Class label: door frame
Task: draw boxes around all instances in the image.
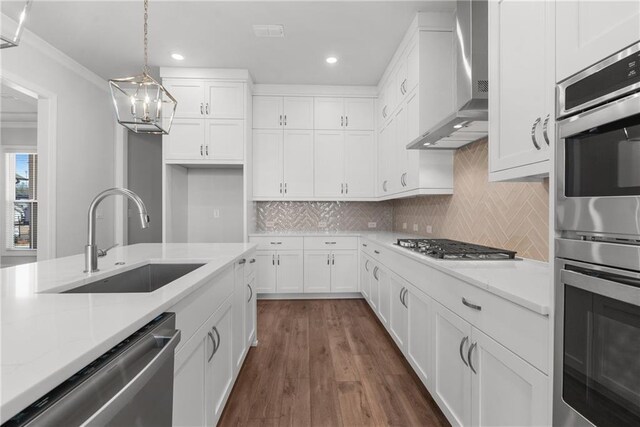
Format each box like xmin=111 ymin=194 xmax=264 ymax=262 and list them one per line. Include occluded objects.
xmin=1 ymin=72 xmax=57 ymax=261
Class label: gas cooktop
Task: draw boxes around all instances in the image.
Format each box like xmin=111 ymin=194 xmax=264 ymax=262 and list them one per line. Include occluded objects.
xmin=395 ymin=238 xmax=517 ymax=260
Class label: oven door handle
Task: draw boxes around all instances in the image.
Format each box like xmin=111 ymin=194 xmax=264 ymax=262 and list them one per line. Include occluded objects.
xmin=561 ymin=269 xmax=640 ymax=306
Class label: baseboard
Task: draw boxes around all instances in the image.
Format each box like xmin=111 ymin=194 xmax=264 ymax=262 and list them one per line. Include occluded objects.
xmin=257 ymin=292 xmax=364 ymax=300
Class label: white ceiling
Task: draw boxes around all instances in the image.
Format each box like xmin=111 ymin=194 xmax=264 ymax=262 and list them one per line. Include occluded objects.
xmin=2 ymin=1 xmax=456 ymax=85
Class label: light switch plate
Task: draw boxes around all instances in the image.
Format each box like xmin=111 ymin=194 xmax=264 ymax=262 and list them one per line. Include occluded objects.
xmin=426 ymin=225 xmax=433 ymax=234
xmin=413 ymin=224 xmax=419 ymax=232
xmin=368 ymin=222 xmax=377 ymax=228
xmin=318 ymin=221 xmax=327 ymax=228
xmin=402 ymin=222 xmax=407 ymax=230
xmin=213 ymin=209 xmax=220 ymax=219
xmin=265 ymin=221 xmax=275 ymax=228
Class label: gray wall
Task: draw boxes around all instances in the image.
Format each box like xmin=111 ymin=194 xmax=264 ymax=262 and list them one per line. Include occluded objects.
xmin=127 ymin=132 xmax=162 ymax=244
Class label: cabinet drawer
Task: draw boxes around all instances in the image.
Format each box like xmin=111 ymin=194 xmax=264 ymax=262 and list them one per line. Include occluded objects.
xmin=249 ymin=236 xmax=303 ymax=251
xmin=304 ymin=236 xmax=358 ymax=250
xmin=360 ymin=239 xmax=385 ymax=259
xmin=170 ymin=265 xmax=234 ymax=352
xmin=422 ymin=267 xmax=549 ymax=374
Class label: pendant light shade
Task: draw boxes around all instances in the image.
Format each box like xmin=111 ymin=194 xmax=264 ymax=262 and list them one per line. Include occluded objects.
xmin=108 ymin=0 xmax=177 ymax=134
xmin=1 ymin=0 xmax=32 ymax=49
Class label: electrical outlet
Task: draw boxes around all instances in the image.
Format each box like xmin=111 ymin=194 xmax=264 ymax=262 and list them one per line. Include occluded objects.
xmin=213 ymin=209 xmax=220 ymax=218
xmin=413 ymin=223 xmax=419 ymax=232
xmin=402 ymin=222 xmax=407 ymax=230
xmin=426 ymin=225 xmax=433 ymax=234
xmin=265 ymin=221 xmax=275 ymax=228
xmin=368 ymin=222 xmax=377 ymax=228
xmin=318 ymin=221 xmax=327 ymax=228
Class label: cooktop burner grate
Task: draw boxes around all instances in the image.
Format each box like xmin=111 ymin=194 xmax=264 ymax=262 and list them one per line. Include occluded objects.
xmin=395 ymin=238 xmax=517 ymax=260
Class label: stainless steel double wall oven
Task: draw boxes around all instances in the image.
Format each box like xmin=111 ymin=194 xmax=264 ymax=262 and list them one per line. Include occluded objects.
xmin=555 ymin=42 xmax=640 ymax=427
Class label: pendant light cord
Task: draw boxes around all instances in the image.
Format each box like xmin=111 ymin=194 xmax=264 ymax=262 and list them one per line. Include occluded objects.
xmin=143 ymin=0 xmax=150 ymax=74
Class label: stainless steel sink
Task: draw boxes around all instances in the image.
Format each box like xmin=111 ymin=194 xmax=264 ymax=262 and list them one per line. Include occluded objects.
xmin=65 ymin=263 xmax=205 ymax=294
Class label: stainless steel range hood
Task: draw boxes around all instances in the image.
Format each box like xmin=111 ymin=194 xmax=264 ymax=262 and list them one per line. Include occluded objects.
xmin=408 ymin=0 xmax=488 ymax=150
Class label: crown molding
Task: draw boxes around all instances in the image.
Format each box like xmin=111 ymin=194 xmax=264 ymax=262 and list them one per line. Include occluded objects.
xmin=252 ymin=84 xmax=377 ymax=97
xmin=2 ymin=13 xmax=109 ymax=93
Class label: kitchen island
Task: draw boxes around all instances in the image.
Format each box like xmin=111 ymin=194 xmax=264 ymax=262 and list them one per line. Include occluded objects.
xmin=0 ymin=242 xmax=256 ymax=424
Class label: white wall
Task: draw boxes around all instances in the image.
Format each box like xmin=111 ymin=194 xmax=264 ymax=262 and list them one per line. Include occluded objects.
xmin=127 ymin=132 xmax=162 ymax=244
xmin=1 ymin=26 xmax=117 ymax=258
xmin=1 ymin=127 xmax=37 ymax=147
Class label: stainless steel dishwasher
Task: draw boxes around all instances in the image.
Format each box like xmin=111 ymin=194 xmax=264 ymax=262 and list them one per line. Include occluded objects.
xmin=3 ymin=313 xmax=181 ymax=427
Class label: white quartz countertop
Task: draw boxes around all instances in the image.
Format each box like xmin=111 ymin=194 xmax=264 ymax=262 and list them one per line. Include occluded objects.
xmin=249 ymin=230 xmax=363 ymax=237
xmin=250 ymin=231 xmax=550 ymax=315
xmin=0 ymin=243 xmax=256 ymax=423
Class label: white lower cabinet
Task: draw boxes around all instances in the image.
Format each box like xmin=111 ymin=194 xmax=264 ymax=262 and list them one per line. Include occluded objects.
xmin=206 ymin=299 xmax=234 ymax=425
xmin=389 ymin=271 xmax=408 ymax=350
xmin=430 ymin=300 xmax=549 ymax=427
xmin=359 ymin=253 xmax=371 ymax=299
xmin=304 ymin=250 xmax=358 ymax=293
xmin=254 ymin=250 xmax=304 ymax=293
xmin=232 ymin=261 xmax=247 ymax=372
xmin=432 ymin=300 xmax=473 ymax=427
xmin=377 ymin=266 xmax=390 ymax=327
xmin=406 ymin=285 xmax=432 ymax=387
xmin=245 ymin=274 xmax=257 ymax=347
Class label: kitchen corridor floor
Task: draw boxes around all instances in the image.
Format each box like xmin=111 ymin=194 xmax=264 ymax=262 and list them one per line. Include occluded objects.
xmin=218 ymin=299 xmax=450 ymax=427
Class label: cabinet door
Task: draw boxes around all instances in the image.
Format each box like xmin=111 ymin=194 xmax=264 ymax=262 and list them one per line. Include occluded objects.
xmin=245 ymin=275 xmax=256 ymax=347
xmin=556 ymin=1 xmax=640 ymax=82
xmin=470 ymin=327 xmax=549 ymax=427
xmin=276 ymin=251 xmax=304 ymax=293
xmin=232 ymin=262 xmax=246 ymax=373
xmin=488 ymin=0 xmax=551 ymax=174
xmin=164 ymin=80 xmax=205 ymax=118
xmin=394 ymin=60 xmax=408 ymax=104
xmin=253 ymin=96 xmax=283 ymax=129
xmin=406 ymin=38 xmax=419 ymax=94
xmin=206 ymin=119 xmax=244 ymax=161
xmin=379 ymin=119 xmax=398 ymax=195
xmin=377 ymin=267 xmax=390 ymax=327
xmin=330 ymin=250 xmax=358 ymax=292
xmin=283 ymin=97 xmax=314 ymax=129
xmin=344 ymin=131 xmax=375 ymax=198
xmin=304 ymin=251 xmax=331 ymax=293
xmin=395 ymin=104 xmax=409 ymax=191
xmin=370 ymin=265 xmax=380 ymax=311
xmin=165 ymin=119 xmax=205 ymax=160
xmin=314 ymin=131 xmax=345 ymax=198
xmin=406 ymin=286 xmax=432 ymax=388
xmin=432 ymin=301 xmax=473 ymax=427
xmin=283 ymin=130 xmax=314 ymax=197
xmin=173 ymin=325 xmax=207 ymax=426
xmin=389 ymin=273 xmax=408 ymax=351
xmin=359 ymin=254 xmax=371 ymax=299
xmin=207 ymin=81 xmax=244 ymax=119
xmin=206 ymin=300 xmax=233 ymax=426
xmin=405 ymin=90 xmax=421 ymax=190
xmin=383 ymin=77 xmax=396 ymax=119
xmin=344 ymin=98 xmax=375 ymax=131
xmin=314 ymin=97 xmax=344 ymax=130
xmin=252 ymin=130 xmax=283 ymax=198
xmin=255 ymin=251 xmax=277 ymax=293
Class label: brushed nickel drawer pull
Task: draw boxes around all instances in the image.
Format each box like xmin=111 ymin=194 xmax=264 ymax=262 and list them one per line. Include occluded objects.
xmin=462 ymin=297 xmax=481 ymax=311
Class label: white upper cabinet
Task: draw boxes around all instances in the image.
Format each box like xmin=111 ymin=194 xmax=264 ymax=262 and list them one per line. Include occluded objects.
xmin=344 ymin=98 xmax=375 ymax=130
xmin=207 ymin=82 xmax=244 ymax=119
xmin=314 ymin=131 xmax=345 ymax=198
xmin=283 ymin=130 xmax=314 ymax=197
xmin=253 ymin=96 xmax=284 ymax=129
xmin=253 ymin=96 xmax=314 ymax=129
xmin=314 ymin=97 xmax=345 ymax=130
xmin=488 ymin=0 xmax=553 ymax=181
xmin=556 ymin=1 xmax=640 ymax=82
xmin=164 ymin=80 xmax=206 ymax=118
xmin=283 ymin=97 xmax=314 ymax=129
xmin=165 ymin=119 xmax=206 ymax=161
xmin=206 ymin=119 xmax=244 ymax=161
xmin=315 ymin=97 xmax=374 ymax=130
xmin=252 ymin=129 xmax=283 ymax=198
xmin=344 ymin=131 xmax=376 ymax=197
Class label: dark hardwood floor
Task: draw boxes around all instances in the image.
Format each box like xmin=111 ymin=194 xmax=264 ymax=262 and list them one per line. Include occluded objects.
xmin=218 ymin=299 xmax=450 ymax=427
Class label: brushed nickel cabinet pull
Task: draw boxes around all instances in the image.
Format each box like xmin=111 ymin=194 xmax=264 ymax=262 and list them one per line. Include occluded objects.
xmin=459 ymin=336 xmax=469 ymax=367
xmin=531 ymin=117 xmax=541 ymax=150
xmin=468 ymin=342 xmax=478 ymax=374
xmin=462 ymin=297 xmax=482 ymax=311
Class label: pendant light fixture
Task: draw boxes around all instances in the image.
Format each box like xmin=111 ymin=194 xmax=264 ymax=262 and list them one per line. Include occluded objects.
xmin=109 ymin=0 xmax=177 ymax=134
xmin=0 ymin=0 xmax=32 ymax=49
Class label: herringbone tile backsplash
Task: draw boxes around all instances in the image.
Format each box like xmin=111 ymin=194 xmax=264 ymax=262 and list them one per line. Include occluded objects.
xmin=255 ymin=139 xmax=549 ymax=261
xmin=255 ymin=201 xmax=394 ymax=232
xmin=392 ymin=139 xmax=549 ymax=261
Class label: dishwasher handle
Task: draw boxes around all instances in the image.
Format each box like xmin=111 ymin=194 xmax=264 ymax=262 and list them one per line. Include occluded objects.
xmin=81 ymin=329 xmax=181 ymax=426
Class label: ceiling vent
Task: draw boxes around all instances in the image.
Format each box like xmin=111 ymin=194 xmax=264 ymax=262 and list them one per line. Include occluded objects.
xmin=252 ymin=24 xmax=285 ymax=38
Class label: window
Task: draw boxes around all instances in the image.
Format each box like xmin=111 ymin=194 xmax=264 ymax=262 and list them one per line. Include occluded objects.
xmin=5 ymin=152 xmax=38 ymax=250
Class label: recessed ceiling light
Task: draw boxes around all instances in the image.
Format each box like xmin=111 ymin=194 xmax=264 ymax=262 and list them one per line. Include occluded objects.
xmin=171 ymin=53 xmax=184 ymax=61
xmin=326 ymin=57 xmax=338 ymax=64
